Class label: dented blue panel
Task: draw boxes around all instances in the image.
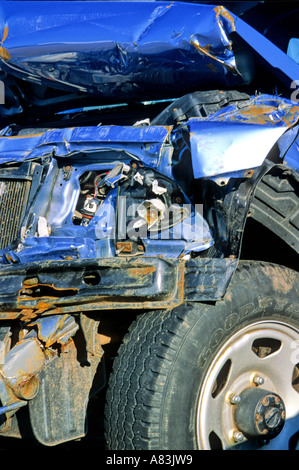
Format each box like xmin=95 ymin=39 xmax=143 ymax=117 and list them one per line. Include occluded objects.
xmin=0 ymin=1 xmax=298 ymax=120
xmin=0 ymin=125 xmax=171 ymax=167
xmin=189 ymin=120 xmax=286 ymax=178
xmin=0 ymin=1 xmax=243 ymax=115
xmin=188 ymin=95 xmax=299 ymax=178
xmin=0 ymin=1 xmax=299 ymax=448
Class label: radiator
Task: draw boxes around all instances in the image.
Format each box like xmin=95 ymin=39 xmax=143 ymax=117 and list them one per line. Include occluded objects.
xmin=0 ymin=178 xmax=31 ymax=249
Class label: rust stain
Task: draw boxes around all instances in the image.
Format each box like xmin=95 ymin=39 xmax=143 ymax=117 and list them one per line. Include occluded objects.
xmin=240 ymin=105 xmax=277 ymax=119
xmin=116 ymin=241 xmax=133 ymax=253
xmin=1 ymin=132 xmax=45 ymax=140
xmin=18 ymin=283 xmax=78 ymax=301
xmin=244 ymin=169 xmax=255 ymax=178
xmin=16 ymin=297 xmax=157 ymax=317
xmin=127 ymin=266 xmax=156 ymax=278
xmin=190 ymin=6 xmax=237 ymax=74
xmin=207 ymin=62 xmax=218 ymax=73
xmin=14 ymin=375 xmax=39 ymax=400
xmin=190 ymin=34 xmax=238 ymax=74
xmin=36 ymin=300 xmax=53 ymax=311
xmin=218 ymin=100 xmax=299 ymax=127
xmin=201 ymin=44 xmax=211 ymax=54
xmin=13 ymin=295 xmax=183 ymax=317
xmin=281 ymin=105 xmax=299 ymax=127
xmin=213 ymin=5 xmax=236 ymax=32
xmin=63 ymin=135 xmax=70 ymax=150
xmin=0 ymin=311 xmax=23 ymax=320
xmin=19 ymin=308 xmax=37 ymax=321
xmin=98 ymin=333 xmax=111 ymax=346
xmin=0 ymin=26 xmax=10 ymax=61
xmin=177 ymin=259 xmax=185 ymax=301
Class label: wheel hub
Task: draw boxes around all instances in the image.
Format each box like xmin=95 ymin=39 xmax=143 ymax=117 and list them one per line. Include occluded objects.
xmin=234 ymin=388 xmax=286 ymax=439
xmin=197 ymin=321 xmax=299 ymax=449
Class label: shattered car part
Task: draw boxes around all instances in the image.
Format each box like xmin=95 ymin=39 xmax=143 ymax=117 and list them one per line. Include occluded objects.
xmin=0 ymin=1 xmax=242 ymax=119
xmin=0 ymin=0 xmax=297 ymax=450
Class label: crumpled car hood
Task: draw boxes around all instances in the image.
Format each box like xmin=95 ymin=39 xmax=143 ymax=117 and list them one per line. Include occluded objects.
xmin=0 ymin=1 xmax=299 ymax=124
xmin=0 ymin=1 xmax=246 ymax=119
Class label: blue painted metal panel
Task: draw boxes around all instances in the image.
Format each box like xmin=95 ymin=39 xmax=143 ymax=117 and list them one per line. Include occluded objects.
xmin=0 ymin=125 xmax=171 ymax=167
xmin=0 ymin=1 xmax=298 ymax=118
xmin=188 ymin=94 xmax=299 ymax=178
xmin=189 ymin=120 xmax=286 ymax=178
xmin=0 ymin=2 xmax=298 ymax=266
xmin=0 ymin=1 xmax=243 ymax=116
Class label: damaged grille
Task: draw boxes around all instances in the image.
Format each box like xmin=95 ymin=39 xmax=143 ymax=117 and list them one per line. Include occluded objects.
xmin=0 ymin=179 xmax=31 ymax=249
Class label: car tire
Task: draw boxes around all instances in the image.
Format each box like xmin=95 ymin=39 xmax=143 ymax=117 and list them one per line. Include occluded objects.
xmin=104 ymin=261 xmax=299 ymax=450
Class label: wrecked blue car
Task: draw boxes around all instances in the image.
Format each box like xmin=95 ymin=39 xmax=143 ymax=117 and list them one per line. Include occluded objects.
xmin=0 ymin=1 xmax=298 ymax=450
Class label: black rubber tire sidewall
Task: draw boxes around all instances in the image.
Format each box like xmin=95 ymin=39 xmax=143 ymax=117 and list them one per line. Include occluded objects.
xmin=105 ymin=262 xmax=299 ymax=450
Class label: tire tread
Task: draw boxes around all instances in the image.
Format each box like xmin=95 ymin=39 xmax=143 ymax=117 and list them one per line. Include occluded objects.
xmin=104 ymin=262 xmax=299 ymax=450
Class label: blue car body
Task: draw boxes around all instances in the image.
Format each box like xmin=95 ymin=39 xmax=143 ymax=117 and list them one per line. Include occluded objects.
xmin=0 ymin=0 xmax=298 ymax=447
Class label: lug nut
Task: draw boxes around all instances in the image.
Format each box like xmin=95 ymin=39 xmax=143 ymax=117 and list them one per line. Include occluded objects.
xmin=233 ymin=431 xmax=244 ymax=443
xmin=229 ymin=393 xmax=241 ymax=405
xmin=253 ymin=375 xmax=264 ymax=386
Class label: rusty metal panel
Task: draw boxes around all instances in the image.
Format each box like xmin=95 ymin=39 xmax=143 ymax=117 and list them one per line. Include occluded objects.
xmin=28 ymin=338 xmax=105 ymax=446
xmin=0 ymin=257 xmax=185 ymax=319
xmin=0 ymin=256 xmax=241 ymax=321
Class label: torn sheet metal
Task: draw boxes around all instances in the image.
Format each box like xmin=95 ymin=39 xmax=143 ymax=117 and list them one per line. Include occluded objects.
xmin=0 ymin=1 xmax=244 ymax=118
xmin=29 ymin=315 xmax=79 ymax=347
xmin=0 ymin=125 xmax=171 ymax=168
xmin=0 ymin=1 xmax=298 ymax=122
